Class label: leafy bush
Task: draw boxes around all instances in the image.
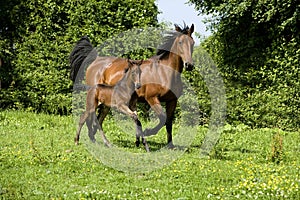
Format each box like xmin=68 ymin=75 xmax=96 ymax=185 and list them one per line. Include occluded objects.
xmin=189 ymin=0 xmax=300 ymax=130
xmin=0 ymin=0 xmax=159 ymax=114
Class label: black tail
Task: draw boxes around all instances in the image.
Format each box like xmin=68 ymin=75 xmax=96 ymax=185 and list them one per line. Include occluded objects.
xmin=69 ymin=36 xmax=97 ymax=82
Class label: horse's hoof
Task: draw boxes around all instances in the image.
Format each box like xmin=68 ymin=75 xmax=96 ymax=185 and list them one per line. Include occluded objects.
xmin=135 ymin=140 xmax=140 ymax=147
xmin=143 ymin=128 xmax=151 ymax=136
xmin=74 ymin=138 xmax=79 ymax=145
xmin=145 ymin=146 xmax=150 ymax=152
xmin=167 ymin=143 xmax=175 ymax=149
xmin=105 ymin=142 xmax=112 ymax=148
xmin=89 ymin=137 xmax=96 ymax=143
xmin=131 ymin=113 xmax=138 ymax=121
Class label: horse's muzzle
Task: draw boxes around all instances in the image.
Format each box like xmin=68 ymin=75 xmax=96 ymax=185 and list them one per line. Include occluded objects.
xmin=184 ymin=62 xmax=194 ymax=71
xmin=135 ymin=83 xmax=141 ymax=89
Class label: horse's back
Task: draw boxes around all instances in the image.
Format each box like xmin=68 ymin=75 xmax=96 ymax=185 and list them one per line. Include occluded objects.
xmin=86 ymin=56 xmax=128 ymax=86
xmin=103 ymin=58 xmax=128 ymax=85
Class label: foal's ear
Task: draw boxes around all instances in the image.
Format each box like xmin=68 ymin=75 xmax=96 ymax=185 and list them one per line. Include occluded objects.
xmin=124 ymin=67 xmax=129 ymax=73
xmin=137 ymin=59 xmax=143 ymax=66
xmin=125 ymin=59 xmax=132 ymax=73
xmin=127 ymin=59 xmax=134 ymax=67
xmin=175 ymin=24 xmax=182 ymax=32
xmin=188 ymin=24 xmax=194 ymax=36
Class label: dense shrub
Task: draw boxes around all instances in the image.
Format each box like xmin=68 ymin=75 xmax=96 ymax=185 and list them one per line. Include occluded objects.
xmin=189 ymin=0 xmax=299 ymax=130
xmin=0 ymin=0 xmax=159 ymax=114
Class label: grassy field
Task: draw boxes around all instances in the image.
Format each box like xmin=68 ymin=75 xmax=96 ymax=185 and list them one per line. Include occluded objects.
xmin=0 ymin=110 xmax=299 ymax=199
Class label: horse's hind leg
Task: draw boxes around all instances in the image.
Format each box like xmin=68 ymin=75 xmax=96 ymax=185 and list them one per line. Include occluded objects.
xmin=93 ymin=104 xmax=104 ymax=136
xmin=97 ymin=105 xmax=111 ymax=147
xmin=144 ymin=97 xmax=166 ymax=137
xmin=84 ymin=88 xmax=98 ymax=143
xmin=86 ymin=113 xmax=96 ymax=143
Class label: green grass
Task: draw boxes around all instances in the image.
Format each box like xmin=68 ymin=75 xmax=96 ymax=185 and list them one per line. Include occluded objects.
xmin=0 ymin=110 xmax=299 ymax=199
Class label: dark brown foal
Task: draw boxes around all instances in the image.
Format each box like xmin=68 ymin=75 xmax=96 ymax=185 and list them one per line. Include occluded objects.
xmin=74 ymin=59 xmax=149 ymax=151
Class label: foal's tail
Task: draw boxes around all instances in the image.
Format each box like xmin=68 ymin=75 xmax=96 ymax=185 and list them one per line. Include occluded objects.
xmin=69 ymin=36 xmax=97 ymax=82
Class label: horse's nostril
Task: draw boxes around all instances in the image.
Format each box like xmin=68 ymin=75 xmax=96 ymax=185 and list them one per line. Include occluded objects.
xmin=135 ymin=83 xmax=141 ymax=89
xmin=185 ymin=62 xmax=194 ymax=71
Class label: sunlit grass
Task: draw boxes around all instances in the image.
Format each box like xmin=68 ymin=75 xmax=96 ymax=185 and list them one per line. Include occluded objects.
xmin=0 ymin=110 xmax=299 ymax=199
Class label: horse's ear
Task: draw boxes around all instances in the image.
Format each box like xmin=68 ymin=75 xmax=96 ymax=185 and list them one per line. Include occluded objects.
xmin=125 ymin=59 xmax=132 ymax=73
xmin=138 ymin=59 xmax=143 ymax=66
xmin=124 ymin=67 xmax=129 ymax=73
xmin=188 ymin=24 xmax=194 ymax=36
xmin=175 ymin=24 xmax=182 ymax=32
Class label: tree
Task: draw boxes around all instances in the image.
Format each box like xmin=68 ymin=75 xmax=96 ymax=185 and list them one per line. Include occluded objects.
xmin=0 ymin=0 xmax=159 ymax=114
xmin=189 ymin=0 xmax=300 ymax=129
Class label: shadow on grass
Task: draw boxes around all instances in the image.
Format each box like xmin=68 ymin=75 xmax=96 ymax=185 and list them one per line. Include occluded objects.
xmin=114 ymin=139 xmax=189 ymax=152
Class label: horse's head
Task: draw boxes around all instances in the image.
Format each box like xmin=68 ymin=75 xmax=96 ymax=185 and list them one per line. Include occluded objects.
xmin=173 ymin=24 xmax=195 ymax=71
xmin=127 ymin=59 xmax=142 ymax=90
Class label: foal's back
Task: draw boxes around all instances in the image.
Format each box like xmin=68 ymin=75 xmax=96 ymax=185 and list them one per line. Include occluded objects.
xmin=88 ymin=59 xmax=142 ymax=109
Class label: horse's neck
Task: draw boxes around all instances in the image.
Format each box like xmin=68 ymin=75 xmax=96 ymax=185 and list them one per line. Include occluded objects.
xmin=161 ymin=52 xmax=184 ymax=73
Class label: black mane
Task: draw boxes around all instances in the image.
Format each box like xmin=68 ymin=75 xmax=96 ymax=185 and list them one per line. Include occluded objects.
xmin=155 ymin=23 xmax=191 ymax=59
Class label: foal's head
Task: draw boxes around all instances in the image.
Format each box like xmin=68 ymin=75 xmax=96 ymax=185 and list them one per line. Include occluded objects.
xmin=124 ymin=59 xmax=142 ymax=90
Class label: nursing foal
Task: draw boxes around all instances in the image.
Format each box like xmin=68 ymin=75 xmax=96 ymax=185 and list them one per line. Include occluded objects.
xmin=74 ymin=59 xmax=149 ymax=151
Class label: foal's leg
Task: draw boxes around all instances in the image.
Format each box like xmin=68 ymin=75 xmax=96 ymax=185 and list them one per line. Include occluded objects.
xmin=165 ymin=100 xmax=177 ymax=148
xmin=118 ymin=104 xmax=150 ymax=152
xmin=129 ymin=97 xmax=146 ymax=148
xmin=144 ymin=97 xmax=166 ymax=137
xmin=75 ymin=111 xmax=90 ymax=145
xmin=135 ymin=118 xmax=149 ymax=152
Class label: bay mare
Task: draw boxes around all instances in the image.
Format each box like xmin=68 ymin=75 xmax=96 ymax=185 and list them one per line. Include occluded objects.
xmin=70 ymin=24 xmax=195 ymax=148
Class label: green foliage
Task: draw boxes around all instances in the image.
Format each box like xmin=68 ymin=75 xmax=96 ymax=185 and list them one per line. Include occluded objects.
xmin=183 ymin=46 xmax=226 ymax=126
xmin=0 ymin=111 xmax=299 ymax=199
xmin=0 ymin=0 xmax=159 ymax=114
xmin=97 ymin=27 xmax=164 ymax=60
xmin=189 ymin=0 xmax=300 ymax=129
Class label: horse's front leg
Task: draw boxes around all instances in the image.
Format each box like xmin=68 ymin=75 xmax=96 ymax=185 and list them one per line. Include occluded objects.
xmin=165 ymin=100 xmax=177 ymax=148
xmin=144 ymin=97 xmax=166 ymax=137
